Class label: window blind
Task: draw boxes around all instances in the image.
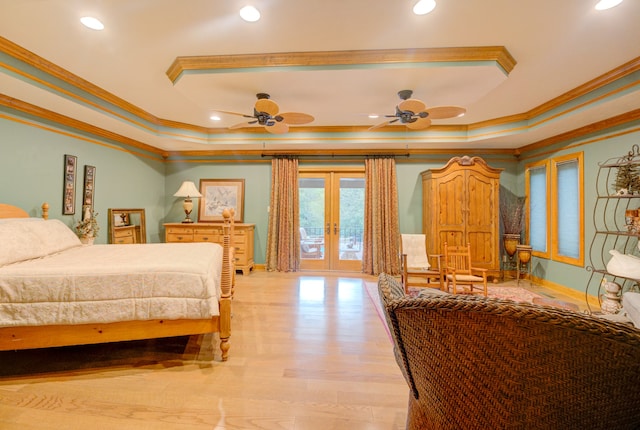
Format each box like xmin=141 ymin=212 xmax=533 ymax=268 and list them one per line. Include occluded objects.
xmin=556 ymin=159 xmax=579 ymax=258
xmin=529 ymin=166 xmax=547 ymax=252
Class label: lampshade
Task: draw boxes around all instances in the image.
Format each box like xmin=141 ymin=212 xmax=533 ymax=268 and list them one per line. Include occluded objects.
xmin=173 ymin=181 xmax=202 ymax=198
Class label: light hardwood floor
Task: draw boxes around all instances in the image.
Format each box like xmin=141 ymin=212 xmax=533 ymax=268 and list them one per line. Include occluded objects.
xmin=0 ymin=272 xmax=410 ymax=430
xmin=0 ymin=271 xmax=590 ymax=429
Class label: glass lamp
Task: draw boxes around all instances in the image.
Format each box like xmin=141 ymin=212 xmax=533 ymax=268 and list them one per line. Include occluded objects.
xmin=173 ymin=181 xmax=202 ymax=223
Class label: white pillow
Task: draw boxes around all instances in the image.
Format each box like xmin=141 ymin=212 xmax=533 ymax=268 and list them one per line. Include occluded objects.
xmin=606 ymin=250 xmax=640 ymax=280
xmin=622 ymin=292 xmax=640 ymax=329
xmin=0 ymin=219 xmax=81 ymax=266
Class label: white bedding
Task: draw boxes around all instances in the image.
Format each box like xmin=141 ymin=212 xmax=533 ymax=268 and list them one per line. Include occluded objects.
xmin=0 ymin=242 xmax=223 ymax=327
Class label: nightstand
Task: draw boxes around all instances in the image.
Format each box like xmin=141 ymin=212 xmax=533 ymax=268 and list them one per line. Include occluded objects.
xmin=112 ymin=225 xmax=137 ymax=244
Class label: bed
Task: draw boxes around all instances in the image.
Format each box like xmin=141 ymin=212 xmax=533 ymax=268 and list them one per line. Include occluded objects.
xmin=0 ymin=203 xmax=233 ymax=361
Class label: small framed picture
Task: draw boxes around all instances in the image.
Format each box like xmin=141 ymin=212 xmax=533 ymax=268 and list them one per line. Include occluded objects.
xmin=198 ymin=179 xmax=245 ymax=223
xmin=62 ymin=154 xmax=77 ymax=215
xmin=113 ymin=212 xmax=129 ymax=227
xmin=83 ymin=165 xmax=96 ymax=219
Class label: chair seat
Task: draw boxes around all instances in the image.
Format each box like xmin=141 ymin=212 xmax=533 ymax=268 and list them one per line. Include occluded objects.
xmin=446 ymin=274 xmax=484 ymax=282
xmin=408 ymin=267 xmax=438 ymax=273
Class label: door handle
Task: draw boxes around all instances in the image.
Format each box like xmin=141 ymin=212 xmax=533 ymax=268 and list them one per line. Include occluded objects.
xmin=326 ymin=223 xmax=330 ymax=234
xmin=334 ymin=223 xmax=338 ymax=234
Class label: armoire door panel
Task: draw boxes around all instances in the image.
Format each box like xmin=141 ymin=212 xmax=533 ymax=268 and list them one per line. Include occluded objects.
xmin=468 ymin=232 xmax=495 ymax=267
xmin=439 ymin=230 xmax=464 ymax=251
xmin=437 ymin=175 xmax=465 ymax=227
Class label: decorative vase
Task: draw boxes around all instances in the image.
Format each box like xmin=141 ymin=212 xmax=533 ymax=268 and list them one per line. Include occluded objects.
xmin=80 ymin=235 xmax=95 ymax=245
xmin=503 ymin=234 xmax=520 ymax=257
xmin=600 ymin=280 xmax=622 ymax=314
xmin=516 ymin=244 xmax=532 ymax=264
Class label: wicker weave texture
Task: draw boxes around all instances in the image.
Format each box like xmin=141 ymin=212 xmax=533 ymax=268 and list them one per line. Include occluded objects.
xmin=378 ymin=274 xmax=640 ymax=430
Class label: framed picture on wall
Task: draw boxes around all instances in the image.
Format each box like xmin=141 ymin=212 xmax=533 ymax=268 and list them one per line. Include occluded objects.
xmin=62 ymin=154 xmax=77 ymax=215
xmin=198 ymin=179 xmax=244 ymax=223
xmin=83 ymin=165 xmax=96 ymax=219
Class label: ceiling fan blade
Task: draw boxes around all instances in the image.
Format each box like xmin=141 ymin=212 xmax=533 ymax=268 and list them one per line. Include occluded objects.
xmin=398 ymin=98 xmax=426 ymax=114
xmin=216 ymin=110 xmax=254 ymax=118
xmin=425 ymin=106 xmax=466 ymax=120
xmin=406 ymin=117 xmax=432 ymax=130
xmin=279 ymin=112 xmax=314 ymax=125
xmin=266 ymin=121 xmax=289 ymax=134
xmin=229 ymin=120 xmax=256 ymax=129
xmin=368 ymin=120 xmax=394 ymax=131
xmin=255 ymin=98 xmax=279 ymax=116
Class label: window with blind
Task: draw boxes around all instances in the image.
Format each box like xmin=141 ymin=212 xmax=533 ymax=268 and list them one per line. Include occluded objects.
xmin=526 ymin=162 xmax=549 ymax=257
xmin=525 ymin=152 xmax=584 ymax=266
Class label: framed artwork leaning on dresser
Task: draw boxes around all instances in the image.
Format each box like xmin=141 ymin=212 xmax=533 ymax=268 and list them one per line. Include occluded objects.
xmin=198 ymin=179 xmax=244 ymax=223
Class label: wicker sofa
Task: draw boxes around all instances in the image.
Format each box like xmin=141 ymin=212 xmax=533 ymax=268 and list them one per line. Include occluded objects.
xmin=377 ymin=273 xmax=640 ymax=430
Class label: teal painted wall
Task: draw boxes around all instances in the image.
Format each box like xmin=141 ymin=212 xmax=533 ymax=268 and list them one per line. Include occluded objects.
xmin=3 ymin=111 xmax=639 ymax=298
xmin=518 ymin=123 xmax=640 ymax=294
xmin=0 ymin=116 xmax=166 ymax=243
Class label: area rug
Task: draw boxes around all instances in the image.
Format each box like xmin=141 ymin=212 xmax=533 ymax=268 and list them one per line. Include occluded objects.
xmin=364 ymin=281 xmax=544 ymax=342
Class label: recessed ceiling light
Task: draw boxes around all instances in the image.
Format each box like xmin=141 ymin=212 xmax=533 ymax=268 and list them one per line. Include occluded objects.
xmin=80 ymin=16 xmax=104 ymax=30
xmin=595 ymin=0 xmax=623 ymax=10
xmin=368 ymin=114 xmax=380 ymax=119
xmin=240 ymin=5 xmax=261 ymax=22
xmin=413 ymin=0 xmax=436 ymax=15
xmin=210 ymin=115 xmax=221 ymax=121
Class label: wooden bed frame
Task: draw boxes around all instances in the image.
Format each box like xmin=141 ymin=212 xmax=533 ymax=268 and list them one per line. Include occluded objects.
xmin=0 ymin=203 xmax=233 ymax=361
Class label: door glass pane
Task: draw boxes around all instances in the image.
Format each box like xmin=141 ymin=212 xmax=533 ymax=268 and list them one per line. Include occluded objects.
xmin=338 ymin=178 xmax=364 ymax=261
xmin=299 ymin=178 xmax=325 ymax=260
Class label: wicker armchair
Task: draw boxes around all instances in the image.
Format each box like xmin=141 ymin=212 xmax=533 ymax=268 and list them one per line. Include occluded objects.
xmin=377 ymin=273 xmax=640 ymax=430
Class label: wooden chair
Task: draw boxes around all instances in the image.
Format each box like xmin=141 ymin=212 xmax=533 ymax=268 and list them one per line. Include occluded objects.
xmin=443 ymin=242 xmax=488 ymax=296
xmin=300 ymin=227 xmax=322 ymax=259
xmin=400 ymin=234 xmax=443 ymax=294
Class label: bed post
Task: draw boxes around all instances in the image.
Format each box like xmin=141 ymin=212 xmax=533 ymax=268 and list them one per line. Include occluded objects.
xmin=41 ymin=202 xmax=49 ymax=219
xmin=219 ymin=209 xmax=232 ymax=361
xmin=229 ymin=207 xmax=236 ymax=296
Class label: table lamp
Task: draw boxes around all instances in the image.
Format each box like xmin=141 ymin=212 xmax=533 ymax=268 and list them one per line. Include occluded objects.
xmin=173 ymin=181 xmax=202 ymax=223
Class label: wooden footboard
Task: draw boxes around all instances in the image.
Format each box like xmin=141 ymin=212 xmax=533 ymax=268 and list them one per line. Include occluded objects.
xmin=0 ymin=203 xmax=233 ymax=361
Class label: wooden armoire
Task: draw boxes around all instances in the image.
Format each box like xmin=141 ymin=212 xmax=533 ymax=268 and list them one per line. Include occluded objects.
xmin=421 ymin=156 xmax=502 ymax=278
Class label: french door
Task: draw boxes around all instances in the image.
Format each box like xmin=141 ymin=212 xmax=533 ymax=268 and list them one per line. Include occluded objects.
xmin=299 ymin=168 xmax=365 ymax=271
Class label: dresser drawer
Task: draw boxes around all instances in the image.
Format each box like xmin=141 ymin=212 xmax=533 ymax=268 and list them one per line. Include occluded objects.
xmin=166 ymin=226 xmax=194 ymax=235
xmin=167 ymin=233 xmax=194 ymax=242
xmin=234 ymin=253 xmax=248 ymax=265
xmin=114 ymin=235 xmax=135 ymax=244
xmin=114 ymin=228 xmax=134 ymax=238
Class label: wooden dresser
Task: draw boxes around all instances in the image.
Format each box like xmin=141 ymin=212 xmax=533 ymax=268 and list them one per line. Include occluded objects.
xmin=163 ymin=222 xmax=255 ymax=275
xmin=421 ymin=156 xmax=502 ymax=278
xmin=112 ymin=225 xmax=137 ymax=244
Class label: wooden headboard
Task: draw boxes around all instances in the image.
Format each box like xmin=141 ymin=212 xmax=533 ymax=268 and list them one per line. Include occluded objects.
xmin=0 ymin=203 xmax=49 ymax=219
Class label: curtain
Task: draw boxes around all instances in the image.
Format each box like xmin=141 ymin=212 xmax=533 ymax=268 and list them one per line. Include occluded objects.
xmin=362 ymin=156 xmax=400 ymax=275
xmin=265 ymin=157 xmax=300 ymax=272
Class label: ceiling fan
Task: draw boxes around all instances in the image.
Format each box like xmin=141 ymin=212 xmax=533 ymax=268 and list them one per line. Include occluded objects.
xmin=218 ymin=93 xmax=314 ymax=134
xmin=369 ymin=90 xmax=466 ymax=131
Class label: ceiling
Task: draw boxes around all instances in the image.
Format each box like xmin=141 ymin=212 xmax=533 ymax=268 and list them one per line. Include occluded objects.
xmin=1 ymin=0 xmax=639 ymax=153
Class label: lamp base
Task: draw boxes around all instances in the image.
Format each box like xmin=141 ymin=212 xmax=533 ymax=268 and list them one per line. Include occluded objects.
xmin=181 ymin=198 xmax=194 ymax=223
